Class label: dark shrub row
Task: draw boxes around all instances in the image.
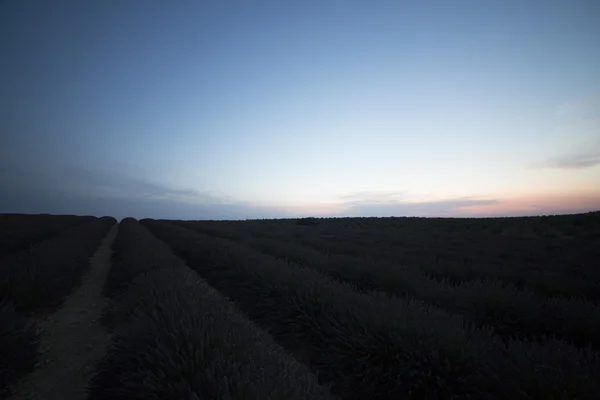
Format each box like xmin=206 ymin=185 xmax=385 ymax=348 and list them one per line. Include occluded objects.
xmin=297 ymin=217 xmax=320 ymax=226
xmin=191 ymin=219 xmax=600 ymax=303
xmin=0 ymin=214 xmax=96 ymax=257
xmin=223 ymin=233 xmax=600 ymax=349
xmin=142 ymin=219 xmax=600 ymax=400
xmin=284 ymin=212 xmax=600 ymax=239
xmin=102 ymin=217 xmax=187 ymax=299
xmin=90 ymin=218 xmax=333 ymax=400
xmin=417 ymin=260 xmax=600 ymax=301
xmin=0 ymin=217 xmax=116 ymax=314
xmin=0 ymin=213 xmax=91 ymax=231
xmin=0 ymin=300 xmax=39 ymax=400
xmin=168 ymin=219 xmax=247 ymax=242
xmin=295 ymin=228 xmax=600 ymax=282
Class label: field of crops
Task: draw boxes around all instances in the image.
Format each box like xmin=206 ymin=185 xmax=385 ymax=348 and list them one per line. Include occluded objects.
xmin=1 ymin=211 xmax=599 ymax=399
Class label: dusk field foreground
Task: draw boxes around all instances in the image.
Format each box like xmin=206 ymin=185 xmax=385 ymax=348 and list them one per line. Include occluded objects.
xmin=1 ymin=211 xmax=600 ymax=399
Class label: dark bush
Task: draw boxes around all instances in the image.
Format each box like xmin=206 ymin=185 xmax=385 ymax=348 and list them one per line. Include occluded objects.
xmin=0 ymin=300 xmax=40 ymax=399
xmin=0 ymin=217 xmax=116 ymax=314
xmin=91 ymin=269 xmax=333 ymax=400
xmin=102 ymin=265 xmax=188 ymax=330
xmin=103 ymin=217 xmax=183 ymax=299
xmin=0 ymin=214 xmax=96 ymax=257
xmin=297 ymin=217 xmax=319 ymax=226
xmin=169 ymin=219 xmax=247 ymax=241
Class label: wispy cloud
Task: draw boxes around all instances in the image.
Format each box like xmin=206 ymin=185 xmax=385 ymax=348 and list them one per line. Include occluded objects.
xmin=336 ymin=192 xmax=499 ymax=217
xmin=0 ymin=163 xmax=276 ymax=220
xmin=555 ymin=92 xmax=600 ymax=121
xmin=0 ymin=185 xmax=283 ymax=221
xmin=57 ymin=165 xmax=220 ymax=203
xmin=534 ymin=93 xmax=600 ymax=170
xmin=339 ymin=191 xmax=406 ymax=204
xmin=532 ymin=135 xmax=600 ymax=170
xmin=536 ymin=153 xmax=600 ymax=170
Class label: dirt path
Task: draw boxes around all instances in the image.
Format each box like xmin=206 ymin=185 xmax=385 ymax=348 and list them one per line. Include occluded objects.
xmin=9 ymin=224 xmax=119 ymax=400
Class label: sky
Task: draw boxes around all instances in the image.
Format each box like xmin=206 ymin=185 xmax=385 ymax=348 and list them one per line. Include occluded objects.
xmin=1 ymin=0 xmax=599 ymax=221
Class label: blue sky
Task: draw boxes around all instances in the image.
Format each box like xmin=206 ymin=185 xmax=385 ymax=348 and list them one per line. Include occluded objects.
xmin=1 ymin=0 xmax=599 ymax=220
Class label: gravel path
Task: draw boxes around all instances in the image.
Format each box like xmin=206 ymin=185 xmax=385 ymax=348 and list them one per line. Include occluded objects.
xmin=8 ymin=224 xmax=118 ymax=400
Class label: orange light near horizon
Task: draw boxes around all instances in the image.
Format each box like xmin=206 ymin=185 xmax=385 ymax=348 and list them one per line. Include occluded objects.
xmin=458 ymin=192 xmax=600 ymax=217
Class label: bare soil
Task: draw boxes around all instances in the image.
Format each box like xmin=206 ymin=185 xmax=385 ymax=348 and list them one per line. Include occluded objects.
xmin=8 ymin=224 xmax=118 ymax=400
